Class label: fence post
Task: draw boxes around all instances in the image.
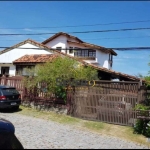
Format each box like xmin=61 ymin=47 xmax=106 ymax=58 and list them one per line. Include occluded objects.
xmin=137 ymin=79 xmax=144 ymax=104
xmin=4 ymin=76 xmax=7 ymax=85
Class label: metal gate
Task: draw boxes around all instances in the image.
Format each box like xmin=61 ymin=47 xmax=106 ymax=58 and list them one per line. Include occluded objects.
xmin=69 ymin=80 xmax=146 ymax=126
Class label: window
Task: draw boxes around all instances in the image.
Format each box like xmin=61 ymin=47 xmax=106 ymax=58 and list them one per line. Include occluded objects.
xmin=16 ymin=65 xmax=35 ymax=76
xmin=69 ymin=47 xmax=74 ymax=54
xmin=56 ymin=47 xmax=62 ymax=51
xmin=1 ymin=67 xmax=9 ymax=76
xmin=109 ymin=54 xmax=113 ymax=61
xmin=88 ymin=49 xmax=96 ymax=57
xmin=74 ymin=48 xmax=96 ymax=57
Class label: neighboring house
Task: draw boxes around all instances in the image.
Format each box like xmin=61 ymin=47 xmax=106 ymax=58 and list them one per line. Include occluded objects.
xmin=42 ymin=32 xmax=117 ymax=70
xmin=0 ymin=39 xmax=56 ymax=76
xmin=13 ymin=54 xmax=58 ymax=76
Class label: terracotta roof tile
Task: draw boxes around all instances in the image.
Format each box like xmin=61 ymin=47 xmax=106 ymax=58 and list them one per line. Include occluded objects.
xmin=13 ymin=54 xmax=59 ymax=63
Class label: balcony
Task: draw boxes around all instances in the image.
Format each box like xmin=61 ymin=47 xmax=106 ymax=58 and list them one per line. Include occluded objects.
xmin=74 ymin=56 xmax=96 ymax=60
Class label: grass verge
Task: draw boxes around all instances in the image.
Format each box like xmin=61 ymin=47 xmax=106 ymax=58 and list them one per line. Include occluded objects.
xmin=17 ymin=105 xmax=150 ymax=147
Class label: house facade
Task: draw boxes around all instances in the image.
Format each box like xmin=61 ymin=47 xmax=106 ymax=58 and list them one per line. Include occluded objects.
xmin=42 ymin=32 xmax=117 ymax=70
xmin=0 ymin=39 xmax=54 ymax=76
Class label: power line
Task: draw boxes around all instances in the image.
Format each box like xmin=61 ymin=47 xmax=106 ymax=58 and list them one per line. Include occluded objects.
xmin=0 ymin=35 xmax=150 ymax=42
xmin=0 ymin=27 xmax=150 ymax=36
xmin=0 ymin=47 xmax=150 ymax=51
xmin=1 ymin=19 xmax=150 ymax=29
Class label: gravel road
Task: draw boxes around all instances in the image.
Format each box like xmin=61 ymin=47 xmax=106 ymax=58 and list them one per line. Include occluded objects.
xmin=0 ymin=111 xmax=149 ymax=149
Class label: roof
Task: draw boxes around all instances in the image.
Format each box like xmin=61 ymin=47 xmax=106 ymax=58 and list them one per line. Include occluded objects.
xmin=0 ymin=39 xmax=56 ymax=55
xmin=67 ymin=40 xmax=117 ymax=56
xmin=87 ymin=63 xmax=143 ymax=82
xmin=13 ymin=54 xmax=59 ymax=63
xmin=42 ymin=32 xmax=84 ymax=44
xmin=41 ymin=31 xmax=117 ymax=56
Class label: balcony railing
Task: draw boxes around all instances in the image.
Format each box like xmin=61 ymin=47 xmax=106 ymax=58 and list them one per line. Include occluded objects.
xmin=74 ymin=56 xmax=96 ymax=60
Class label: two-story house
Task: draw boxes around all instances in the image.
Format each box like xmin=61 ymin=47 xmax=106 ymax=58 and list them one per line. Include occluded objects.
xmin=0 ymin=32 xmax=141 ymax=81
xmin=42 ymin=32 xmax=117 ymax=70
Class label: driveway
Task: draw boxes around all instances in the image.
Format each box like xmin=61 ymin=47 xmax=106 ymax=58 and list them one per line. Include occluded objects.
xmin=0 ymin=111 xmax=149 ymax=149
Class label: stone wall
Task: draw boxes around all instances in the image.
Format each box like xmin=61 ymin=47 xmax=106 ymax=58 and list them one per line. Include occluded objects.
xmin=21 ymin=101 xmax=68 ymax=115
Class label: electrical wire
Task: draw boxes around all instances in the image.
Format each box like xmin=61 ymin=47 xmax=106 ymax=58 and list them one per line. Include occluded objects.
xmin=0 ymin=47 xmax=150 ymax=51
xmin=1 ymin=19 xmax=150 ymax=29
xmin=0 ymin=35 xmax=150 ymax=42
xmin=0 ymin=27 xmax=150 ymax=36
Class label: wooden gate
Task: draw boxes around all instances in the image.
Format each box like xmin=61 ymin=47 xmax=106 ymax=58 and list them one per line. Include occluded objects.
xmin=69 ymin=80 xmax=146 ymax=126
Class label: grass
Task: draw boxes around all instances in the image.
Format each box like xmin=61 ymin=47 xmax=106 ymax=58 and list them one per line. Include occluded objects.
xmin=17 ymin=105 xmax=150 ymax=147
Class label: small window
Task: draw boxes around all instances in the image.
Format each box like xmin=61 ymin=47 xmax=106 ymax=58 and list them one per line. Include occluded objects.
xmin=69 ymin=47 xmax=74 ymax=54
xmin=56 ymin=47 xmax=62 ymax=51
xmin=109 ymin=54 xmax=113 ymax=61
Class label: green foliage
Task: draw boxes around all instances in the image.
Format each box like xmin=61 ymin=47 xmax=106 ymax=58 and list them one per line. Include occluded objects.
xmin=133 ymin=119 xmax=144 ymax=134
xmin=55 ymin=86 xmax=67 ymax=102
xmin=144 ymin=76 xmax=150 ymax=88
xmin=23 ymin=56 xmax=99 ymax=100
xmin=145 ymin=121 xmax=150 ymax=137
xmin=134 ymin=104 xmax=150 ymax=111
xmin=133 ymin=104 xmax=150 ymax=137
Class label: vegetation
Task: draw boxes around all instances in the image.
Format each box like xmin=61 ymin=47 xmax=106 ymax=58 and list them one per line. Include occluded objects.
xmin=23 ymin=56 xmax=99 ymax=101
xmin=133 ymin=61 xmax=150 ymax=137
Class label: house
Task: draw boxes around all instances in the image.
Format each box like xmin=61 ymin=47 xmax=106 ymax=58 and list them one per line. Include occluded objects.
xmin=0 ymin=34 xmax=141 ymax=82
xmin=42 ymin=32 xmax=117 ymax=70
xmin=0 ymin=39 xmax=57 ymax=76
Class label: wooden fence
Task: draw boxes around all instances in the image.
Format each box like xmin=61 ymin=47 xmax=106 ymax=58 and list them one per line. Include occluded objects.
xmin=68 ymin=80 xmax=147 ymax=126
xmin=0 ymin=76 xmax=66 ymax=106
xmin=0 ymin=76 xmax=149 ymax=126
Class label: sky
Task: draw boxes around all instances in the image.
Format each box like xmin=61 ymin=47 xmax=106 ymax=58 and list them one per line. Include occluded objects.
xmin=0 ymin=1 xmax=150 ymax=77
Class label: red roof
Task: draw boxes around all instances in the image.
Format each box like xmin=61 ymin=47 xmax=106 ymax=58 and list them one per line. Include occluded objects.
xmin=13 ymin=54 xmax=59 ymax=63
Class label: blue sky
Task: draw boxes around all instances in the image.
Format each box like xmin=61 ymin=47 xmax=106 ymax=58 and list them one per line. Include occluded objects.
xmin=0 ymin=1 xmax=150 ymax=77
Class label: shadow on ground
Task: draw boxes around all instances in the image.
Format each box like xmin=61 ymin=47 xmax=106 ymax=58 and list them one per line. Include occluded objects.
xmin=0 ymin=108 xmax=22 ymax=113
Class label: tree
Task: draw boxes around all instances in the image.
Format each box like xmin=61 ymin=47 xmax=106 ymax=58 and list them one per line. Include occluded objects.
xmin=23 ymin=56 xmax=99 ymax=100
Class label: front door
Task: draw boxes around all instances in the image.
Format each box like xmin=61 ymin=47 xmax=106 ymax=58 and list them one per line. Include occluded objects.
xmin=1 ymin=67 xmax=9 ymax=76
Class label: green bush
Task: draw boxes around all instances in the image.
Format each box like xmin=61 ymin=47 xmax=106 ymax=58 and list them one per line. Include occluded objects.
xmin=133 ymin=119 xmax=144 ymax=134
xmin=145 ymin=121 xmax=150 ymax=137
xmin=55 ymin=86 xmax=67 ymax=102
xmin=133 ymin=104 xmax=150 ymax=137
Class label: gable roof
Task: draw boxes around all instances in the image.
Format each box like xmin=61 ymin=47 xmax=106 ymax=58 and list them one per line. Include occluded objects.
xmin=42 ymin=32 xmax=84 ymax=44
xmin=0 ymin=39 xmax=56 ymax=55
xmin=41 ymin=31 xmax=117 ymax=56
xmin=13 ymin=54 xmax=59 ymax=63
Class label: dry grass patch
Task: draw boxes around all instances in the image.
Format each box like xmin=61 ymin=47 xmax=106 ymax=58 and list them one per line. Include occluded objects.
xmin=17 ymin=106 xmax=150 ymax=147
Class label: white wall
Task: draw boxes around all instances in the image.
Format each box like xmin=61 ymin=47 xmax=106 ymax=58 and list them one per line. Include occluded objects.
xmin=45 ymin=35 xmax=68 ymax=54
xmin=0 ymin=43 xmax=53 ymax=76
xmin=0 ymin=43 xmax=52 ymax=63
xmin=45 ymin=35 xmax=112 ymax=69
xmin=96 ymin=51 xmax=110 ymax=69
